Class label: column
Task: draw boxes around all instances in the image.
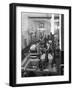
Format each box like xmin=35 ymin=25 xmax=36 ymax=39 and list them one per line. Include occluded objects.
xmin=51 ymin=14 xmax=54 ymax=34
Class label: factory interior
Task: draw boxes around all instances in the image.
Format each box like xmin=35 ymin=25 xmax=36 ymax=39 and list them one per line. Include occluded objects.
xmin=21 ymin=12 xmax=64 ymax=77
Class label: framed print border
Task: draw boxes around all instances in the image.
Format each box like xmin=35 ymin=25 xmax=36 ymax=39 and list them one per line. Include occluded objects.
xmin=9 ymin=3 xmax=71 ymax=87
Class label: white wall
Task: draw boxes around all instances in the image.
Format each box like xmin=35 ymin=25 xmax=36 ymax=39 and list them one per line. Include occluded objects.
xmin=0 ymin=0 xmax=73 ymax=90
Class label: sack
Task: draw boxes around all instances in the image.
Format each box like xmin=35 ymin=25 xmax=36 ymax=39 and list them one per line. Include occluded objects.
xmin=48 ymin=53 xmax=53 ymax=60
xmin=40 ymin=54 xmax=45 ymax=60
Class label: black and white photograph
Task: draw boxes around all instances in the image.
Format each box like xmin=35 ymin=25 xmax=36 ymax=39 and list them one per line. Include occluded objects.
xmin=10 ymin=3 xmax=71 ymax=87
xmin=21 ymin=12 xmax=64 ymax=77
